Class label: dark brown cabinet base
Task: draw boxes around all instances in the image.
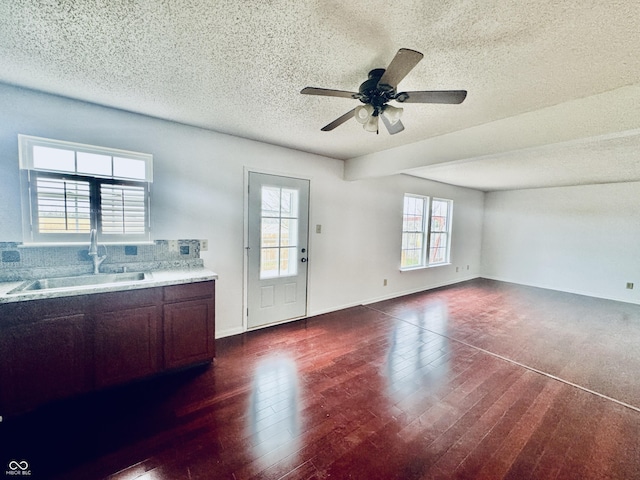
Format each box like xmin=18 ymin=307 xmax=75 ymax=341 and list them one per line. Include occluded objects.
xmin=0 ymin=280 xmax=215 ymax=416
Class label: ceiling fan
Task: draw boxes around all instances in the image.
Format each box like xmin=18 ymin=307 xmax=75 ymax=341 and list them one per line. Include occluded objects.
xmin=301 ymin=48 xmax=467 ymax=135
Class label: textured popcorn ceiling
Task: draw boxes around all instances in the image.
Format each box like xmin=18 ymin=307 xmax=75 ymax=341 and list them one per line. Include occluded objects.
xmin=0 ymin=1 xmax=639 ymax=190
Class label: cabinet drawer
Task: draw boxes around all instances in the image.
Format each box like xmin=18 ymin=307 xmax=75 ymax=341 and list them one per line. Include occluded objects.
xmin=164 ymin=281 xmax=214 ymax=302
xmin=0 ymin=295 xmax=87 ymax=329
xmin=93 ymin=287 xmax=162 ymax=311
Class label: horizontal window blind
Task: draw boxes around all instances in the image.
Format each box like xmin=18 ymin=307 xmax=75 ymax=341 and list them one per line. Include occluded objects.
xmin=100 ymin=183 xmax=147 ymax=235
xmin=35 ymin=177 xmax=91 ymax=234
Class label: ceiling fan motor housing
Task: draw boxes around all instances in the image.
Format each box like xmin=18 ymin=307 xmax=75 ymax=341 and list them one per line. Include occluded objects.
xmin=357 ymin=69 xmax=396 ymax=113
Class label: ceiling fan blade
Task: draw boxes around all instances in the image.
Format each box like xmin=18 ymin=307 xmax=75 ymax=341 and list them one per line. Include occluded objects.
xmin=320 ymin=108 xmax=357 ymax=131
xmin=380 ymin=115 xmax=405 ymax=135
xmin=396 ymin=90 xmax=467 ymax=104
xmin=378 ymin=48 xmax=424 ymax=89
xmin=301 ymin=87 xmax=358 ymax=99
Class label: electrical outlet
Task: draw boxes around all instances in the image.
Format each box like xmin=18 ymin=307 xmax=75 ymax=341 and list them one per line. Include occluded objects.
xmin=626 ymin=282 xmax=634 ymax=290
xmin=200 ymin=239 xmax=208 ymax=251
xmin=168 ymin=240 xmax=178 ymax=252
xmin=383 ymin=279 xmax=388 ymax=286
xmin=316 ymin=224 xmax=322 ymax=234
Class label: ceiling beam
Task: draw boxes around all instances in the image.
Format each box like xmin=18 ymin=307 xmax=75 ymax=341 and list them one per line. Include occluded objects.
xmin=344 ymin=83 xmax=640 ymax=181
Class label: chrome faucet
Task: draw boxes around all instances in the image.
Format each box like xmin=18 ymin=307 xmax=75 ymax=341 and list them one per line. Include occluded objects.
xmin=88 ymin=228 xmax=107 ymax=274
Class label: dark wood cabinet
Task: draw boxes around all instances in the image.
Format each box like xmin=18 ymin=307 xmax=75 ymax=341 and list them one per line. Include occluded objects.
xmin=0 ymin=311 xmax=87 ymax=413
xmin=164 ymin=283 xmax=215 ymax=369
xmin=94 ymin=305 xmax=161 ymax=388
xmin=92 ymin=288 xmax=163 ymax=389
xmin=0 ymin=280 xmax=215 ymax=416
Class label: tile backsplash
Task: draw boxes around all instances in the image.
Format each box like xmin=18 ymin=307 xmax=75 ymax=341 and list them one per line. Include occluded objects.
xmin=0 ymin=240 xmax=205 ymax=282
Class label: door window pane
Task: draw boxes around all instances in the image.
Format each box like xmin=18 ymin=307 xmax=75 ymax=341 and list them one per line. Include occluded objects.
xmin=280 ymin=219 xmax=298 ymax=247
xmin=280 ymin=188 xmax=298 ymax=217
xmin=261 ymin=248 xmax=280 ymax=278
xmin=261 ymin=187 xmax=281 ymax=216
xmin=279 ymin=247 xmax=297 ymax=276
xmin=261 ymin=218 xmax=280 ymax=247
xmin=260 ymin=186 xmax=300 ymax=279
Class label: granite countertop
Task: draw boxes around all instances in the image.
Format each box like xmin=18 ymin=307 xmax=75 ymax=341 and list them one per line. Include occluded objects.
xmin=0 ymin=268 xmax=218 ymax=304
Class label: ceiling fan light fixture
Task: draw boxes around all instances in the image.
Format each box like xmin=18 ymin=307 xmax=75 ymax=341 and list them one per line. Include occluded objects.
xmin=382 ymin=105 xmax=403 ymax=125
xmin=363 ymin=114 xmax=379 ymax=133
xmin=354 ymin=104 xmax=374 ymax=124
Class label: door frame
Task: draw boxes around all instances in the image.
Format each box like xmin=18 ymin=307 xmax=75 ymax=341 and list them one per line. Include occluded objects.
xmin=242 ymin=167 xmax=312 ymax=332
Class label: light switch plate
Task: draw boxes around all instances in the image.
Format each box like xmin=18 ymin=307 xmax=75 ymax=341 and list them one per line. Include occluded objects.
xmin=200 ymin=239 xmax=208 ymax=251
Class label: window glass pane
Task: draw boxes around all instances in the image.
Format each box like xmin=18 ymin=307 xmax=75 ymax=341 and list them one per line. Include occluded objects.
xmin=429 ymin=233 xmax=449 ymax=264
xmin=280 ymin=219 xmax=298 ymax=247
xmin=405 ymin=232 xmax=423 ymax=249
xmin=33 ymin=146 xmax=75 ymax=172
xmin=401 ymin=195 xmax=427 ymax=268
xmin=432 ymin=199 xmax=448 ymax=217
xmin=113 ymin=157 xmax=147 ymax=180
xmin=402 ymin=249 xmax=422 ymax=268
xmin=429 ymin=247 xmax=447 ymax=264
xmin=431 ymin=199 xmax=449 ymax=232
xmin=279 ymin=247 xmax=298 ymax=276
xmin=36 ymin=177 xmax=91 ymax=233
xmin=261 ymin=218 xmax=280 ymax=247
xmin=430 ymin=232 xmax=447 ymax=249
xmin=431 ymin=215 xmax=447 ymax=231
xmin=77 ymin=152 xmax=112 ymax=176
xmin=261 ymin=186 xmax=281 ymax=216
xmin=260 ymin=248 xmax=279 ymax=279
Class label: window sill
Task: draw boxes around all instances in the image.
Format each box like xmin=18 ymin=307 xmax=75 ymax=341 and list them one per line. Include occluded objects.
xmin=400 ymin=262 xmax=451 ymax=272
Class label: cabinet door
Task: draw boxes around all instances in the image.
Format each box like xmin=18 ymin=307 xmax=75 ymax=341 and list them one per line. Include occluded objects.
xmin=0 ymin=315 xmax=86 ymax=415
xmin=93 ymin=306 xmax=161 ymax=389
xmin=164 ymin=297 xmax=215 ymax=370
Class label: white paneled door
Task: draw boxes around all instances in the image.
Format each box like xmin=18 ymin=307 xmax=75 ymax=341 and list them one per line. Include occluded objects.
xmin=247 ymin=172 xmax=310 ymax=329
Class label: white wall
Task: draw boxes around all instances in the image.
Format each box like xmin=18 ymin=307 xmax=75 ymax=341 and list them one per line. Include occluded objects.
xmin=0 ymin=83 xmax=485 ymax=337
xmin=481 ymin=182 xmax=640 ymax=304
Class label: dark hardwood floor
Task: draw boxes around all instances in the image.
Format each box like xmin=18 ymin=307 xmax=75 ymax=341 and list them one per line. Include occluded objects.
xmin=2 ymin=278 xmax=640 ymax=479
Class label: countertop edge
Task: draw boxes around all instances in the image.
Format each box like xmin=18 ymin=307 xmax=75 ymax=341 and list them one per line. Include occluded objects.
xmin=0 ymin=269 xmax=218 ymax=304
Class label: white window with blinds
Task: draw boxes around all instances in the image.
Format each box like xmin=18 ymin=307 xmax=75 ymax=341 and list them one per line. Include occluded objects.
xmin=400 ymin=194 xmax=452 ymax=270
xmin=19 ymin=135 xmax=152 ymax=244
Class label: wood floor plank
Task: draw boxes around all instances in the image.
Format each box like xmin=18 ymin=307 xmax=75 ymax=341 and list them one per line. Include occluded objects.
xmin=2 ymin=279 xmax=640 ymax=479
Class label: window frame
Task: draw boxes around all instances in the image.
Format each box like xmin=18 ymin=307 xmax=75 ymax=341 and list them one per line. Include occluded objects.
xmin=19 ymin=135 xmax=153 ymax=245
xmin=400 ymin=193 xmax=453 ymax=270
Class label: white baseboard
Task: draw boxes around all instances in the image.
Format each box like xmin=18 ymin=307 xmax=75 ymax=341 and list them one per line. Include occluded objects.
xmin=481 ymin=275 xmax=640 ymax=306
xmin=362 ymin=275 xmax=480 ymax=306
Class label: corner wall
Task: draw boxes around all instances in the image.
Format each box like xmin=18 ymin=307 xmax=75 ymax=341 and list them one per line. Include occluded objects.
xmin=0 ymin=83 xmax=485 ymax=337
xmin=481 ymin=182 xmax=640 ymax=304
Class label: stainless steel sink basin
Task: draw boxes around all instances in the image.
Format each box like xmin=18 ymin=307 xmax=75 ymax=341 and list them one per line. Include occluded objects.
xmin=8 ymin=272 xmax=151 ymax=294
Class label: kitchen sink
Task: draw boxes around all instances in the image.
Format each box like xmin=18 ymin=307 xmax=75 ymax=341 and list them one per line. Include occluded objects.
xmin=8 ymin=272 xmax=152 ymax=294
